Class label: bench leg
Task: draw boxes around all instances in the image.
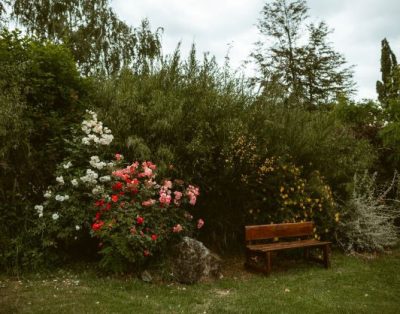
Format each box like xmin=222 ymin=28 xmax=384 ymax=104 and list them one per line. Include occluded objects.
xmin=265 ymin=252 xmax=272 ymax=275
xmin=303 ymin=248 xmax=310 ymax=261
xmin=323 ymin=244 xmax=331 ymax=269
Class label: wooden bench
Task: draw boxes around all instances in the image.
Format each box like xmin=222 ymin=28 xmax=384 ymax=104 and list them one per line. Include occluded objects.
xmin=245 ymin=222 xmax=331 ymax=275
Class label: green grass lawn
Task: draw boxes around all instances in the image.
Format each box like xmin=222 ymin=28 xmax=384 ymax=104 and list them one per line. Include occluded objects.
xmin=1 ymin=249 xmax=399 ymax=314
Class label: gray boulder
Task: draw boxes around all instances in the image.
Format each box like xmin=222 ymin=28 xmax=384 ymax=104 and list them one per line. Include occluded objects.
xmin=170 ymin=237 xmax=222 ymax=284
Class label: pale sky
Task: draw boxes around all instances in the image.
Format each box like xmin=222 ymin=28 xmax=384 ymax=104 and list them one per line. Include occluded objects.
xmin=112 ymin=0 xmax=400 ymax=100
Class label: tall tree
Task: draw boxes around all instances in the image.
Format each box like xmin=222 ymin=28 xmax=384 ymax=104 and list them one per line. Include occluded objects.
xmin=1 ymin=0 xmax=162 ymax=76
xmin=301 ymin=22 xmax=354 ymax=106
xmin=376 ymin=38 xmax=400 ymax=108
xmin=252 ymin=0 xmax=354 ymax=108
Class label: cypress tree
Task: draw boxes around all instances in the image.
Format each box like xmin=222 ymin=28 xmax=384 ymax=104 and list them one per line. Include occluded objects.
xmin=376 ymin=38 xmax=400 ymax=107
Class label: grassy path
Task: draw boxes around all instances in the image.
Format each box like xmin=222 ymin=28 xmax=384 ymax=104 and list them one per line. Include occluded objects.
xmin=1 ymin=250 xmax=399 ymax=313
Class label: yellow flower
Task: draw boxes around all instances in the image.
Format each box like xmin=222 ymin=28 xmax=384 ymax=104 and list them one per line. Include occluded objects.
xmin=280 ymin=186 xmax=285 ymax=193
xmin=335 ymin=212 xmax=340 ymax=222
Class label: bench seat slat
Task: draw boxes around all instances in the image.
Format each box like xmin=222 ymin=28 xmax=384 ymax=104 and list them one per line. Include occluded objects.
xmin=247 ymin=239 xmax=331 ymax=252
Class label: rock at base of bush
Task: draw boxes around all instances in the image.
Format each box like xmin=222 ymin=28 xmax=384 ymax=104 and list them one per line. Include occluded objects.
xmin=170 ymin=237 xmax=222 ymax=284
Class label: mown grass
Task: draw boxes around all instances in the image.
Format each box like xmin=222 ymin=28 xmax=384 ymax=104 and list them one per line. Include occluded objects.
xmin=1 ymin=250 xmax=399 ymax=314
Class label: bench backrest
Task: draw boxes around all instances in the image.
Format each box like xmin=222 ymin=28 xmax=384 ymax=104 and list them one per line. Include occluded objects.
xmin=245 ymin=222 xmax=314 ymax=242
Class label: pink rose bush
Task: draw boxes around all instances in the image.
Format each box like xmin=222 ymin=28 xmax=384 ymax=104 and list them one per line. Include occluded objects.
xmin=90 ymin=159 xmax=203 ymax=271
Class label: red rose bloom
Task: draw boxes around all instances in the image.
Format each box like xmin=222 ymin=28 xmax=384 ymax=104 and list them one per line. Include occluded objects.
xmin=151 ymin=234 xmax=158 ymax=241
xmin=136 ymin=216 xmax=144 ymax=225
xmin=95 ymin=199 xmax=104 ymax=207
xmin=111 ymin=194 xmax=119 ymax=202
xmin=92 ymin=221 xmax=104 ymax=231
xmin=112 ymin=182 xmax=123 ymax=191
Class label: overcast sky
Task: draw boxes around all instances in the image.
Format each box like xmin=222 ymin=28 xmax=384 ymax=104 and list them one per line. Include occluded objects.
xmin=112 ymin=0 xmax=400 ymax=100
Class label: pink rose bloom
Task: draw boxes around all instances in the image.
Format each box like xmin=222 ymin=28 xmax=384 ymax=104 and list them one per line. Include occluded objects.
xmin=159 ymin=194 xmax=171 ymax=205
xmin=197 ymin=219 xmax=205 ymax=229
xmin=142 ymin=199 xmax=156 ymax=207
xmin=174 ymin=191 xmax=182 ymax=200
xmin=146 ymin=161 xmax=157 ymax=170
xmin=172 ymin=224 xmax=183 ymax=233
xmin=187 ymin=185 xmax=200 ymax=196
xmin=145 ymin=167 xmax=153 ymax=176
xmin=163 ymin=180 xmax=173 ymax=189
xmin=189 ymin=196 xmax=197 ymax=205
xmin=115 ymin=153 xmax=123 ymax=161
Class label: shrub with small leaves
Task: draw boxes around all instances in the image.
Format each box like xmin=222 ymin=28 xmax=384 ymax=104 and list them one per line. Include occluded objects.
xmin=336 ymin=171 xmax=399 ymax=252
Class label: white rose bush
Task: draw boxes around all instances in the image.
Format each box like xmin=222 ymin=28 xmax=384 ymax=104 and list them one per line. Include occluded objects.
xmin=34 ymin=110 xmax=117 ymax=251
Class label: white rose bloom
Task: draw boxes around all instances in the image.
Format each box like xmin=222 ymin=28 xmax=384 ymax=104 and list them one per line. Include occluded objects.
xmin=52 ymin=213 xmax=59 ymax=220
xmin=99 ymin=175 xmax=111 ymax=182
xmin=44 ymin=190 xmax=52 ymax=198
xmin=64 ymin=195 xmax=69 ymax=200
xmin=56 ymin=176 xmax=64 ymax=185
xmin=92 ymin=185 xmax=104 ymax=195
xmin=55 ymin=195 xmax=65 ymax=202
xmin=82 ymin=137 xmax=90 ymax=145
xmin=80 ymin=169 xmax=98 ymax=185
xmin=63 ymin=161 xmax=72 ymax=169
xmin=75 ymin=225 xmax=80 ymax=231
xmin=93 ymin=123 xmax=103 ymax=134
xmin=34 ymin=205 xmax=44 ymax=217
xmin=71 ymin=179 xmax=78 ymax=186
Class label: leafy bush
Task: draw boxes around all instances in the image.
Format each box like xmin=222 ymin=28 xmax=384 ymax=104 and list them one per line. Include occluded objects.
xmin=91 ymin=161 xmax=203 ymax=272
xmin=245 ymin=104 xmax=376 ymax=197
xmin=336 ymin=171 xmax=399 ymax=252
xmin=0 ymin=29 xmax=86 ymax=272
xmin=223 ymin=133 xmax=338 ymax=239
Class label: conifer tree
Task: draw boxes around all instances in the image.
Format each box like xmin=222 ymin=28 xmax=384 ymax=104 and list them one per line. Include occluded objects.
xmin=376 ymin=38 xmax=400 ymax=108
xmin=252 ymin=0 xmax=354 ymax=108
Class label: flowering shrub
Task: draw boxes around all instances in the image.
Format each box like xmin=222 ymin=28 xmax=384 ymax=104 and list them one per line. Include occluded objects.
xmin=244 ymin=156 xmax=338 ymax=239
xmin=90 ymin=160 xmax=203 ymax=271
xmin=224 ymin=134 xmax=338 ymax=240
xmin=33 ymin=110 xmax=116 ymax=248
xmin=33 ymin=110 xmax=202 ymax=271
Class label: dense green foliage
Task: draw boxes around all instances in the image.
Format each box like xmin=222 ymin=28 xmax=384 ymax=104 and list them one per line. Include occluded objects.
xmin=86 ymin=50 xmax=375 ymax=249
xmin=0 ymin=0 xmax=399 ymax=273
xmin=0 ymin=29 xmax=86 ymax=270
